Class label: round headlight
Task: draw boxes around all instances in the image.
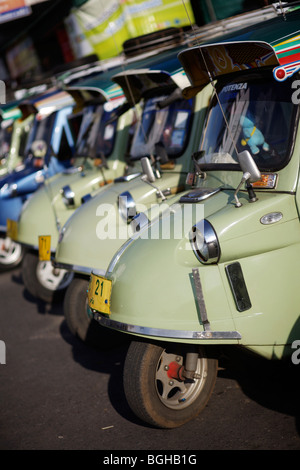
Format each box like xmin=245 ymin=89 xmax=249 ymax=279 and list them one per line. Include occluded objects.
xmin=60 ymin=185 xmax=75 ymax=207
xmin=118 ymin=191 xmax=136 ymax=223
xmin=190 ymin=219 xmax=220 ymax=264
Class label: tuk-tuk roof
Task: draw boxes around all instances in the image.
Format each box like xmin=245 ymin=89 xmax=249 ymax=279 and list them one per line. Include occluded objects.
xmin=69 ymin=45 xmax=188 ymax=109
xmin=33 ymin=89 xmax=75 ymax=115
xmin=0 ymin=103 xmax=22 ymax=121
xmin=112 ymin=66 xmax=189 ymax=105
xmin=17 ymin=87 xmax=75 ymax=119
xmin=65 ymin=81 xmax=125 ymax=112
xmin=178 ymin=6 xmax=300 ymax=97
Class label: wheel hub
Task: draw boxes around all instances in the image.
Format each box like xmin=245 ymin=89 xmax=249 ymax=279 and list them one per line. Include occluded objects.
xmin=166 ymin=361 xmax=185 ymax=381
xmin=0 ymin=238 xmax=22 ymax=265
xmin=36 ymin=261 xmax=74 ymax=291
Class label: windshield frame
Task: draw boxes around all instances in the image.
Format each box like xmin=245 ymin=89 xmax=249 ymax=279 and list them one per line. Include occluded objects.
xmin=129 ymin=91 xmax=195 ymax=161
xmin=73 ymin=103 xmax=118 ymax=160
xmin=197 ymin=69 xmax=300 ymax=173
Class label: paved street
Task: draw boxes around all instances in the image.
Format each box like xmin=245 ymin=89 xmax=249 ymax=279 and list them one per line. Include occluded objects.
xmin=0 ymin=267 xmax=300 ymax=455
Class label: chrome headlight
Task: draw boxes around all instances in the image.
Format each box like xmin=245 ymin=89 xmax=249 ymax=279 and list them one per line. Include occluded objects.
xmin=130 ymin=212 xmax=149 ymax=233
xmin=190 ymin=219 xmax=220 ymax=264
xmin=60 ymin=185 xmax=75 ymax=207
xmin=118 ymin=191 xmax=136 ymax=223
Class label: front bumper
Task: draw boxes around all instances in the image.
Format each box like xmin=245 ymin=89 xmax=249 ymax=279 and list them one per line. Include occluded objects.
xmin=53 ymin=259 xmax=105 ymax=276
xmin=93 ymin=311 xmax=241 ymax=341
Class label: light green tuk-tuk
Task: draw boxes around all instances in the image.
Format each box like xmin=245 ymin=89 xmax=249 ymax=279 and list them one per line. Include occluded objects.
xmin=87 ymin=7 xmax=300 ymax=428
xmin=16 ymin=75 xmax=134 ymax=302
xmin=54 ymin=59 xmax=212 ymax=346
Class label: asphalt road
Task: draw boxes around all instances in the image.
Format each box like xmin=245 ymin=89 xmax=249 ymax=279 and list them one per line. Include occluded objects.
xmin=0 ymin=266 xmax=300 ymax=458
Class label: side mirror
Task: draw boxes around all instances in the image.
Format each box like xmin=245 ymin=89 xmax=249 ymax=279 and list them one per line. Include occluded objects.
xmin=235 ymin=150 xmax=261 ymax=207
xmin=238 ymin=150 xmax=261 ymax=183
xmin=141 ymin=156 xmax=156 ymax=183
xmin=140 ymin=156 xmax=166 ymax=200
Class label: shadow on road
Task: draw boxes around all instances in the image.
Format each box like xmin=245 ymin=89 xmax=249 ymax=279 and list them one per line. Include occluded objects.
xmin=218 ymin=346 xmax=300 ymax=437
xmin=59 ymin=313 xmax=300 ymax=433
xmin=11 ymin=267 xmax=64 ymax=316
xmin=59 ymin=318 xmax=144 ymax=426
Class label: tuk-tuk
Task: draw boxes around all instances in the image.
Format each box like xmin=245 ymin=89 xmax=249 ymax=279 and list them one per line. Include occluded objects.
xmin=87 ymin=6 xmax=300 ymax=428
xmin=17 ymin=75 xmax=135 ymax=302
xmin=0 ymin=88 xmax=76 ymax=271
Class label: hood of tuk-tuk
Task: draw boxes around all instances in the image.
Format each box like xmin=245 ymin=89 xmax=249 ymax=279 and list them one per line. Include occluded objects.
xmin=98 ymin=181 xmax=299 ymax=346
xmin=54 ymin=170 xmax=188 ymax=274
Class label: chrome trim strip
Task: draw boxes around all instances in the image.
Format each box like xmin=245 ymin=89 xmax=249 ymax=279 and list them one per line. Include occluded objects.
xmin=94 ymin=313 xmax=241 ymax=340
xmin=106 ymin=234 xmax=139 ymax=274
xmin=179 ymin=187 xmax=221 ymax=203
xmin=53 ymin=260 xmax=105 ymax=276
xmin=192 ymin=268 xmax=210 ymax=331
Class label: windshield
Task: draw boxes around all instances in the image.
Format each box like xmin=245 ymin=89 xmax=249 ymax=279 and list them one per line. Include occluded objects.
xmin=34 ymin=113 xmax=57 ymax=143
xmin=130 ymin=94 xmax=193 ymax=160
xmin=22 ymin=112 xmax=56 ymax=160
xmin=199 ymin=72 xmax=298 ymax=171
xmin=75 ymin=104 xmax=117 ymax=159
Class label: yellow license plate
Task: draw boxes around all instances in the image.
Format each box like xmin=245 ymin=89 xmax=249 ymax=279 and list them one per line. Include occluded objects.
xmin=38 ymin=235 xmax=51 ymax=261
xmin=7 ymin=219 xmax=18 ymax=240
xmin=88 ymin=273 xmax=112 ymax=315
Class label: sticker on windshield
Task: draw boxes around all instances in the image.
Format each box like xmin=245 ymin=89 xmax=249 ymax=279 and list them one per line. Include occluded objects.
xmin=222 ymin=83 xmax=248 ymax=93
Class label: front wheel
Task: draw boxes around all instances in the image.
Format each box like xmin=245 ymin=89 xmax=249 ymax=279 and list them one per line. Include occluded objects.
xmin=22 ymin=251 xmax=74 ymax=303
xmin=0 ymin=237 xmax=24 ymax=271
xmin=64 ymin=277 xmax=127 ymax=348
xmin=123 ymin=341 xmax=218 ymax=428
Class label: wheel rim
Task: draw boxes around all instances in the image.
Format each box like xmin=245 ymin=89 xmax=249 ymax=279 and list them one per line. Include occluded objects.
xmin=0 ymin=238 xmax=22 ymax=265
xmin=155 ymin=350 xmax=208 ymax=410
xmin=36 ymin=261 xmax=74 ymax=291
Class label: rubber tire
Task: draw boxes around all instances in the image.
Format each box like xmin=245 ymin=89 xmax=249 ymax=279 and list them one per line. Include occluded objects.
xmin=22 ymin=251 xmax=72 ymax=303
xmin=123 ymin=341 xmax=218 ymax=429
xmin=0 ymin=240 xmax=24 ymax=272
xmin=63 ymin=277 xmax=127 ymax=349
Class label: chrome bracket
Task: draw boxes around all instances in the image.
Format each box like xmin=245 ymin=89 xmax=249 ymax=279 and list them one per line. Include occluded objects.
xmin=192 ymin=268 xmax=211 ymax=331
